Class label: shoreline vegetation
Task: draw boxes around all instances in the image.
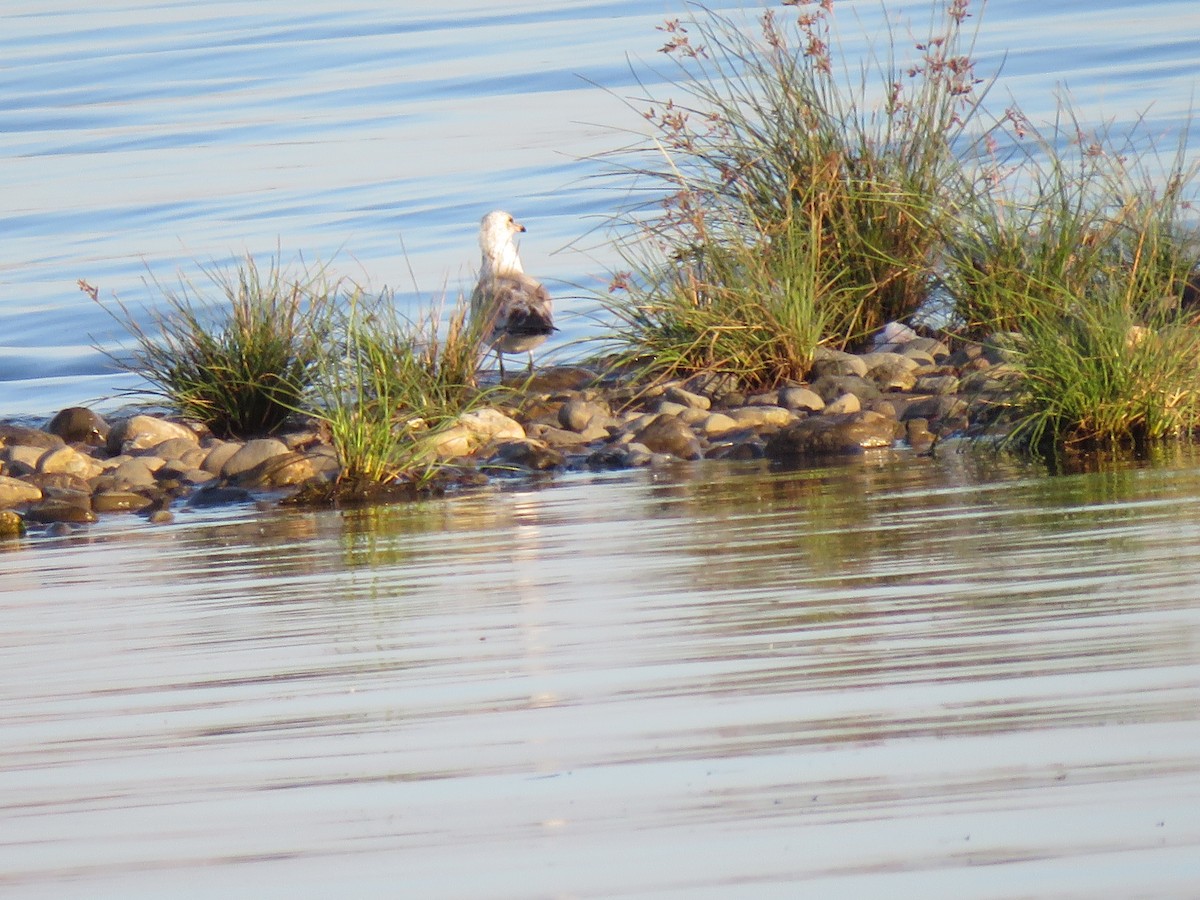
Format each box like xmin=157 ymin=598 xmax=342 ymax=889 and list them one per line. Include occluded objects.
xmin=4 ymin=0 xmax=1200 ymax=536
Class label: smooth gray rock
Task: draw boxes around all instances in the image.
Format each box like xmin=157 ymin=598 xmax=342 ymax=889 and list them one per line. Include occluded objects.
xmin=0 ymin=424 xmax=64 ymax=451
xmin=0 ymin=475 xmax=41 ymax=508
xmin=220 ymin=438 xmax=289 ymax=479
xmin=633 ymin=415 xmax=702 ymax=460
xmin=777 ymin=386 xmax=825 ymax=412
xmin=664 ymin=385 xmax=711 ymax=410
xmin=810 ymin=374 xmax=881 ymax=404
xmin=809 ymin=346 xmax=869 ymax=378
xmin=107 ymin=415 xmax=199 ymax=455
xmin=765 ymin=411 xmax=898 ymax=458
xmin=47 ymin=407 xmax=109 ymax=445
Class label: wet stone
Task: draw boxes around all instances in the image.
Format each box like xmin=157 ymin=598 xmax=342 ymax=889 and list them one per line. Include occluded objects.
xmin=0 ymin=424 xmax=64 ymax=451
xmin=92 ymin=490 xmax=154 ymax=513
xmin=47 ymin=407 xmax=109 ymax=445
xmin=824 ymin=393 xmax=861 ymax=415
xmin=915 ymin=374 xmax=961 ymax=395
xmin=201 ymin=441 xmax=243 ymax=475
xmin=777 ymin=386 xmax=824 ymax=412
xmin=109 ymin=457 xmax=159 ymax=489
xmin=221 ymin=438 xmax=290 ymax=480
xmin=486 ymin=439 xmax=565 ymax=472
xmin=149 ymin=437 xmax=202 ymax=462
xmin=663 ymin=385 xmax=710 ymax=410
xmin=37 ymin=445 xmax=103 ymax=480
xmin=189 ymin=484 xmax=255 ymax=507
xmin=107 ymin=415 xmax=199 ymax=454
xmin=765 ymin=411 xmax=899 ymax=458
xmin=810 ymin=374 xmax=881 ymax=405
xmin=2 ymin=445 xmax=45 ymax=476
xmin=633 ymin=415 xmax=702 ymax=460
xmin=0 ymin=509 xmax=25 ymax=538
xmin=723 ymin=406 xmax=794 ymax=429
xmin=24 ymin=499 xmax=97 ymax=525
xmin=809 ymin=346 xmax=868 ymax=378
xmin=0 ymin=475 xmax=41 ymax=508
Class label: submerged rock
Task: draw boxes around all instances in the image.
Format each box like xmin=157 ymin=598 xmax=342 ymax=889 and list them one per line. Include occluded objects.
xmin=765 ymin=411 xmax=899 ymax=458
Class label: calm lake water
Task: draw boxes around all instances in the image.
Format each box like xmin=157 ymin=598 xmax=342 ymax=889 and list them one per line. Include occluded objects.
xmin=2 ymin=0 xmax=1199 ymax=414
xmin=4 ymin=448 xmax=1200 ymax=897
xmin=4 ymin=2 xmax=1200 ymax=897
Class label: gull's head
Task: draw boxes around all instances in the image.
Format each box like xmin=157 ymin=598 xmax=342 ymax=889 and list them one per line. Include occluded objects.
xmin=479 ymin=210 xmax=525 ymax=252
xmin=479 ymin=210 xmax=527 ymax=273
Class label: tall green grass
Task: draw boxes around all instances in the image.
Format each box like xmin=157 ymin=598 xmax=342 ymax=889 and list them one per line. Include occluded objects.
xmin=307 ymin=289 xmax=486 ymax=485
xmin=87 ymin=256 xmax=334 ymax=437
xmin=597 ymin=1 xmax=990 ymax=387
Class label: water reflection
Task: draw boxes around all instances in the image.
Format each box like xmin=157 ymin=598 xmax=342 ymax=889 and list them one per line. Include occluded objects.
xmin=2 ymin=452 xmax=1200 ymax=896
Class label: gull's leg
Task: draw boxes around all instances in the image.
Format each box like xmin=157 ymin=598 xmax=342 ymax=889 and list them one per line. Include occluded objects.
xmin=526 ymin=352 xmax=534 ymax=375
xmin=497 ymin=349 xmax=506 ymax=380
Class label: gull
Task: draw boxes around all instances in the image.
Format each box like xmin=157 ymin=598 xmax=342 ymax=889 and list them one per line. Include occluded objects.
xmin=470 ymin=210 xmax=555 ymax=378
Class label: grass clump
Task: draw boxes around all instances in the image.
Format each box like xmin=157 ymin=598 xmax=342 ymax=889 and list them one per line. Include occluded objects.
xmin=598 ymin=0 xmax=989 ymax=389
xmin=85 ymin=256 xmax=334 ymax=437
xmin=948 ymin=107 xmax=1200 ymax=448
xmin=306 ymin=289 xmax=486 ymax=486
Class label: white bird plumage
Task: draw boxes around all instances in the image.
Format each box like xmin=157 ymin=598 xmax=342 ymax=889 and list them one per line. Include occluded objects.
xmin=470 ymin=210 xmax=555 ymax=378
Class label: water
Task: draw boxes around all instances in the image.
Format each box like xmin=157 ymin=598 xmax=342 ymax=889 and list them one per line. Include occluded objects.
xmin=2 ymin=0 xmax=1199 ymax=416
xmin=4 ymin=3 xmax=1200 ymax=896
xmin=3 ymin=449 xmax=1200 ymax=897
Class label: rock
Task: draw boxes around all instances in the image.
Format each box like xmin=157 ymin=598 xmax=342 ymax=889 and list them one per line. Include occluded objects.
xmin=461 ymin=408 xmax=526 ymax=442
xmin=188 ymin=484 xmax=255 ymax=507
xmin=777 ymin=386 xmax=825 ymax=412
xmin=914 ymin=374 xmax=960 ymax=395
xmin=558 ymin=398 xmax=606 ymax=432
xmin=706 ymin=438 xmax=766 ymax=461
xmin=239 ymin=449 xmax=340 ymax=487
xmin=486 ymin=439 xmax=565 ymax=471
xmin=664 ymin=385 xmax=711 ymax=410
xmin=698 ymin=412 xmax=742 ymax=437
xmin=522 ymin=366 xmax=598 ymax=393
xmin=0 ymin=475 xmax=41 ymax=508
xmin=201 ymin=441 xmax=243 ymax=475
xmin=906 ymin=336 xmax=950 ymax=361
xmin=723 ymin=405 xmax=795 ymax=429
xmin=107 ymin=415 xmax=199 ymax=455
xmin=148 ymin=510 xmax=175 ymax=525
xmin=824 ymin=393 xmax=861 ymax=415
xmin=633 ymin=415 xmax=702 ymax=460
xmin=905 ymin=418 xmax=936 ymax=452
xmin=873 ymin=321 xmax=919 ymax=349
xmin=0 ymin=424 xmax=64 ymax=451
xmin=902 ymin=395 xmax=969 ymax=430
xmin=864 ymin=358 xmax=919 ymax=392
xmin=47 ymin=407 xmax=109 ymax=445
xmin=148 ymin=437 xmax=202 ymax=462
xmin=653 ymin=400 xmax=691 ymax=418
xmin=2 ymin=444 xmax=45 ymax=476
xmin=0 ymin=509 xmax=24 ymax=538
xmin=220 ymin=438 xmax=290 ymax=479
xmin=37 ymin=446 xmax=104 ymax=480
xmin=765 ymin=411 xmax=899 ymax=458
xmin=809 ymin=346 xmax=869 ymax=378
xmin=434 ymin=408 xmax=527 ymax=458
xmin=31 ymin=472 xmax=91 ymax=494
xmin=91 ymin=490 xmax=154 ymax=513
xmin=530 ymin=424 xmax=595 ymax=448
xmin=810 ymin=374 xmax=881 ymax=405
xmin=23 ymin=499 xmax=97 ymax=525
xmin=107 ymin=457 xmax=160 ymax=489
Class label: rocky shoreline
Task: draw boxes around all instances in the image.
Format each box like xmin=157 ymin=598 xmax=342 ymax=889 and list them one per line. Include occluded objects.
xmin=0 ymin=327 xmax=1017 ymax=537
